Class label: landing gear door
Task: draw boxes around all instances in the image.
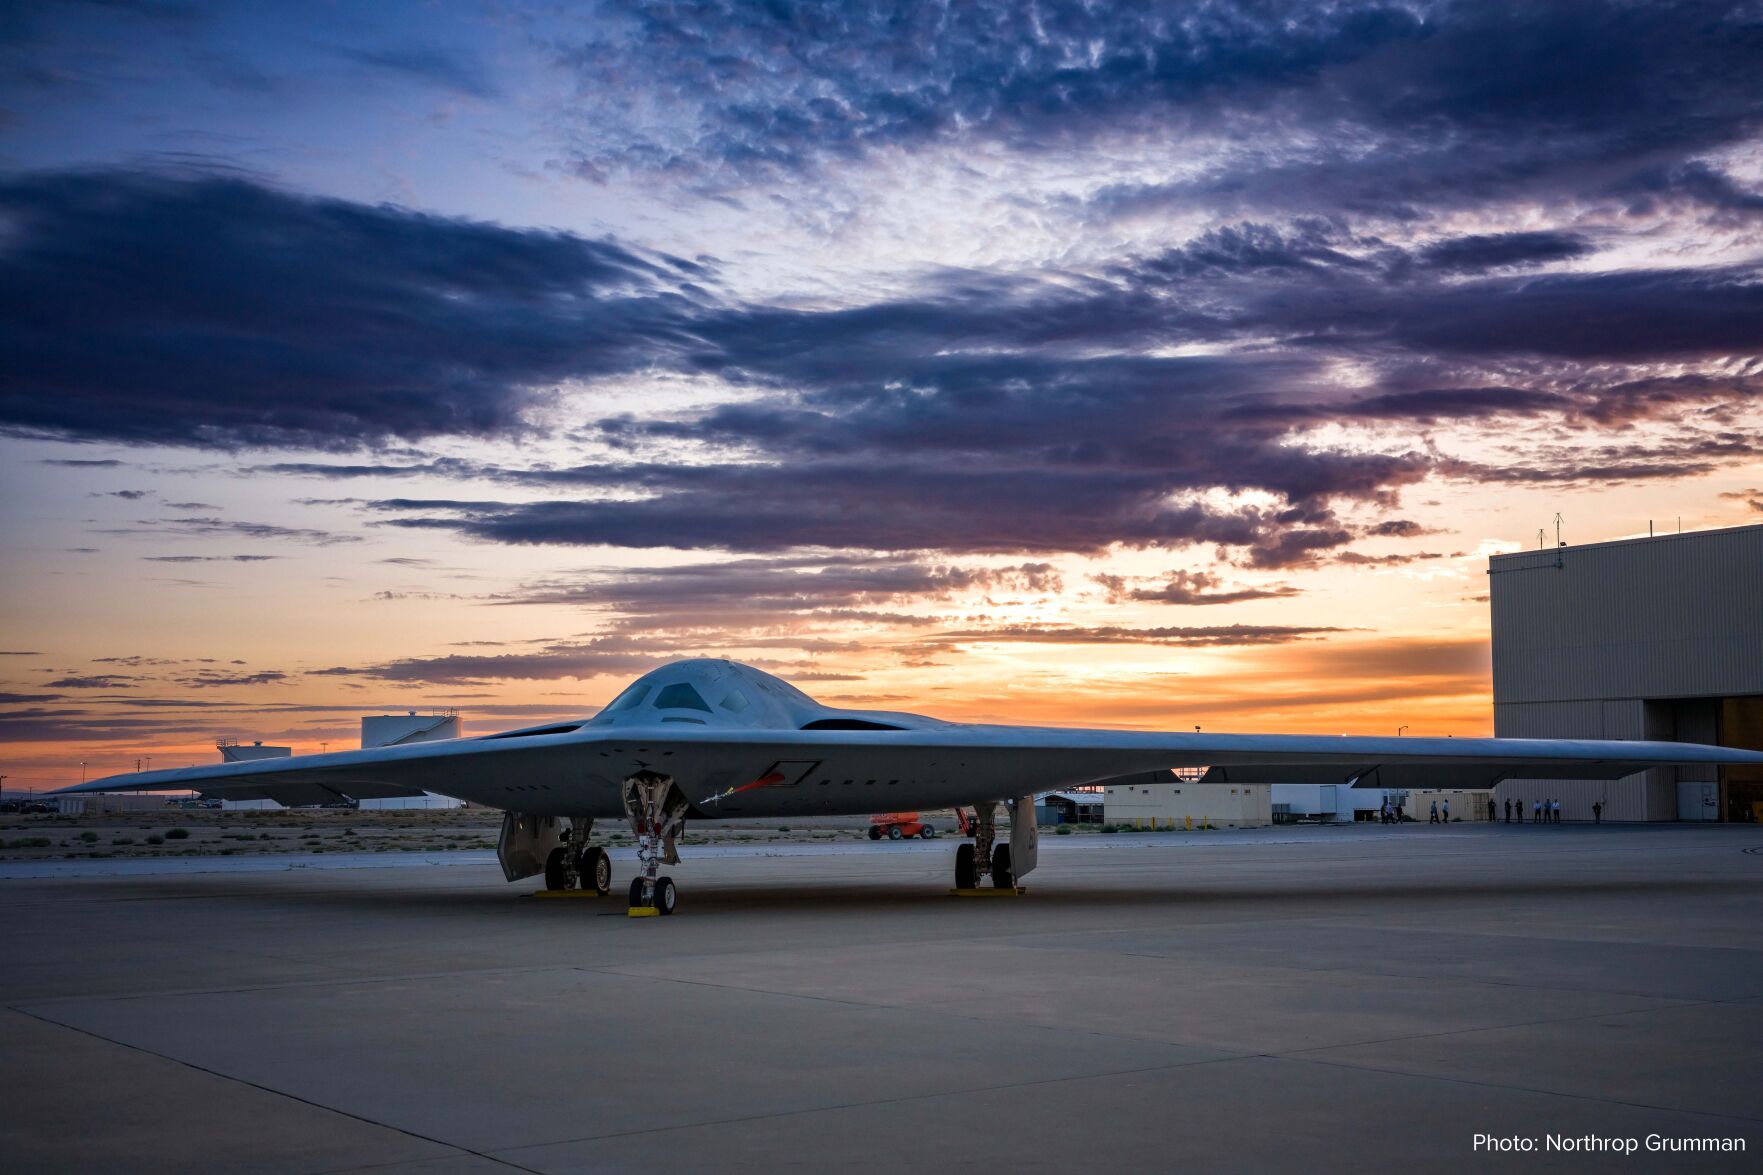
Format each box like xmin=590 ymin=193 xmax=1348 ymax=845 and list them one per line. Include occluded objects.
xmin=497 ymin=812 xmax=563 ymax=882
xmin=1009 ymin=794 xmax=1038 ymax=878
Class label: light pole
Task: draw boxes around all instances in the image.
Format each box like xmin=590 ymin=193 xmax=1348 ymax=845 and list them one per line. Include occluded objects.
xmin=1398 ymin=725 xmax=1408 ymax=737
xmin=80 ymin=761 xmax=86 ymax=784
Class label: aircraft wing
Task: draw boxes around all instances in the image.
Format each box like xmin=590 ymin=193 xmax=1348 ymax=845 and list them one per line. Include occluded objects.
xmin=54 ymin=723 xmax=1763 ymax=814
xmin=53 ymin=725 xmax=589 ymax=809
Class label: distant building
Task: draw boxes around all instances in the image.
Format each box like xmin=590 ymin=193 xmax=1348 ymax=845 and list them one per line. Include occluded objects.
xmin=55 ymin=792 xmax=172 ymax=816
xmin=218 ymin=740 xmax=291 ymax=811
xmin=1102 ymin=770 xmax=1271 ymax=829
xmin=1271 ymin=784 xmax=1493 ymax=823
xmin=357 ymin=712 xmax=465 ymax=810
xmin=1035 ymin=790 xmax=1105 ymax=825
xmin=1490 ymin=522 xmax=1763 ymax=822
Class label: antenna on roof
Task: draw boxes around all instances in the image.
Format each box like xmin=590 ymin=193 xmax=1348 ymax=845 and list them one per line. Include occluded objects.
xmin=1554 ymin=512 xmax=1564 ymax=548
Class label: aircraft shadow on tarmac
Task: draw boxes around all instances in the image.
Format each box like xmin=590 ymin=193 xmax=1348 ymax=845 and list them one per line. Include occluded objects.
xmin=77 ymin=870 xmax=1762 ymax=919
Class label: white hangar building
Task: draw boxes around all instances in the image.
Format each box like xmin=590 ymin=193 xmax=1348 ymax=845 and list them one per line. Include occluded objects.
xmin=1490 ymin=522 xmax=1763 ymax=822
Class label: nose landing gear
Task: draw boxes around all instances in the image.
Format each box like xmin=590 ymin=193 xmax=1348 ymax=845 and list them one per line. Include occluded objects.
xmin=624 ymin=772 xmax=688 ymax=916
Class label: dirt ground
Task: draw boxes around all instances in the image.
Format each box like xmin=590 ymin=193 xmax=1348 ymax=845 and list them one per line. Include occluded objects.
xmin=0 ymin=807 xmax=985 ymax=861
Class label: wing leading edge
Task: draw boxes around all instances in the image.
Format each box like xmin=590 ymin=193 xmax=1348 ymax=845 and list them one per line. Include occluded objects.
xmin=55 ymin=721 xmax=1763 ymax=818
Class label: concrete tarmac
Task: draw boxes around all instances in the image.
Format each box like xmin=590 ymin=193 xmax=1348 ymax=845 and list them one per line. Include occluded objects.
xmin=2 ymin=823 xmax=1759 ymax=1173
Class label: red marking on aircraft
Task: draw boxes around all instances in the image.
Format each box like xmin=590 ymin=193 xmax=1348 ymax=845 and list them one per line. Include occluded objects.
xmin=707 ymin=771 xmax=786 ymax=804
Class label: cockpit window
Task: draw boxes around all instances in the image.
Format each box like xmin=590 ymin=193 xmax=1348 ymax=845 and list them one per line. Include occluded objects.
xmin=601 ymin=683 xmax=652 ymax=713
xmin=720 ymin=689 xmax=750 ymax=713
xmin=653 ymin=682 xmax=711 ymax=712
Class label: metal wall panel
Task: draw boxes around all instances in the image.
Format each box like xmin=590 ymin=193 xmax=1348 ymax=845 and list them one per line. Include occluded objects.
xmin=1489 ymin=524 xmax=1763 ymax=706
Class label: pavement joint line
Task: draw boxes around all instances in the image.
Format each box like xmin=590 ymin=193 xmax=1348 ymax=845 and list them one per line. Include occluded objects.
xmin=6 ymin=961 xmax=607 ymax=1009
xmin=491 ymin=1051 xmax=1255 ymax=1155
xmin=1100 ymin=946 xmax=1762 ymax=1004
xmin=573 ymin=964 xmax=898 ymax=1012
xmin=570 ymin=962 xmax=1305 ymax=1059
xmin=6 ymin=1005 xmax=546 ymax=1174
xmin=1271 ymin=1049 xmax=1763 ymax=1128
xmin=1271 ymin=989 xmax=1763 ymax=1061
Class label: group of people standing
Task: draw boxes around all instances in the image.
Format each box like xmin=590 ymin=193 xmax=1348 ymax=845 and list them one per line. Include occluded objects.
xmin=1503 ymin=797 xmax=1579 ymax=823
xmin=1377 ymin=795 xmax=1602 ymax=825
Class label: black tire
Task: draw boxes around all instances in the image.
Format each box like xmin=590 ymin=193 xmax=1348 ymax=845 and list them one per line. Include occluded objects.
xmin=954 ymin=842 xmax=977 ymax=890
xmin=544 ymin=846 xmax=569 ymax=891
xmin=629 ymin=876 xmax=646 ymax=907
xmin=868 ymin=826 xmax=882 ymax=840
xmin=654 ymin=876 xmax=678 ymax=916
xmin=580 ymin=846 xmax=611 ymax=895
xmin=991 ymin=843 xmax=1014 ymax=889
xmin=887 ymin=825 xmax=903 ymax=840
xmin=920 ymin=826 xmax=936 ymax=839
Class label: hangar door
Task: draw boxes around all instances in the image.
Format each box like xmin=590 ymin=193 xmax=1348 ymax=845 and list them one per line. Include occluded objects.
xmin=1722 ymin=696 xmax=1763 ymax=823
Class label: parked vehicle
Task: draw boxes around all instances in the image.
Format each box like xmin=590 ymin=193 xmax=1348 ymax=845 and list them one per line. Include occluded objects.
xmin=867 ymin=812 xmax=938 ymax=840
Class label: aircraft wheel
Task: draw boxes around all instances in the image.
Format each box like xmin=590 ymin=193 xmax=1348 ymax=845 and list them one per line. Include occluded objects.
xmin=580 ymin=846 xmax=611 ymax=895
xmin=954 ymin=842 xmax=977 ymax=889
xmin=628 ymin=877 xmax=646 ymax=907
xmin=920 ymin=826 xmax=936 ymax=839
xmin=544 ymin=846 xmax=569 ymax=891
xmin=887 ymin=825 xmax=903 ymax=840
xmin=868 ymin=826 xmax=882 ymax=840
xmin=991 ymin=843 xmax=1014 ymax=890
xmin=654 ymin=876 xmax=678 ymax=916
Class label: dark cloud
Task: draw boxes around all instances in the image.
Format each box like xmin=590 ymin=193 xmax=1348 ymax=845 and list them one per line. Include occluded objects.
xmin=1614 ymin=162 xmax=1763 ymax=221
xmin=312 ymin=639 xmax=670 ymax=686
xmin=1412 ymin=231 xmax=1593 ymax=273
xmin=142 ymin=554 xmax=283 ymax=563
xmin=1719 ymin=489 xmax=1763 ymax=512
xmin=1363 ymin=520 xmax=1434 ymax=538
xmin=369 ymin=475 xmax=1382 ymax=563
xmin=332 ymin=45 xmax=498 ymax=99
xmin=46 ymin=675 xmax=135 ymax=689
xmin=39 ymin=458 xmax=122 ymax=467
xmin=1096 ymin=570 xmax=1300 ymax=607
xmin=920 ymin=623 xmax=1344 ymax=648
xmin=0 ymin=170 xmax=708 ymax=448
xmin=492 ymin=556 xmax=1063 ymax=635
xmin=124 ymin=516 xmax=358 ymax=545
xmin=0 ymin=692 xmax=59 ymax=703
xmin=172 ymin=669 xmax=290 ymax=687
xmin=1334 ymin=550 xmax=1452 ymax=566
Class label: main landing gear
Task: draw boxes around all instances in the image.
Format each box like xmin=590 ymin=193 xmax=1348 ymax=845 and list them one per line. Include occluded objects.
xmin=951 ymin=797 xmax=1036 ymax=894
xmin=624 ymin=771 xmax=689 ymax=917
xmin=542 ymin=817 xmax=612 ymax=895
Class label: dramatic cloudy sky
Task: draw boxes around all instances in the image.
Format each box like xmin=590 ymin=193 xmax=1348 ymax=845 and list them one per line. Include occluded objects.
xmin=3 ymin=0 xmax=1761 ymax=787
